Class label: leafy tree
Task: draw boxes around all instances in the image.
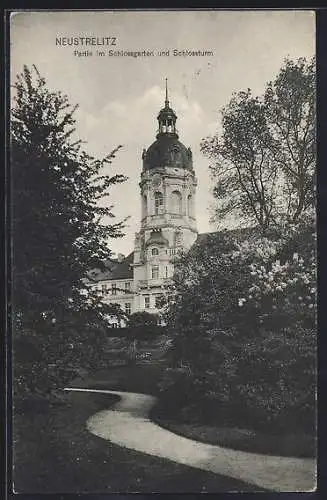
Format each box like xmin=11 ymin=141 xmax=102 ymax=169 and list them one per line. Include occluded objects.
xmin=201 ymin=57 xmax=315 ymax=231
xmin=12 ymin=65 xmax=127 ymax=323
xmin=11 ymin=65 xmax=127 ymax=397
xmin=264 ymin=58 xmax=316 ymax=223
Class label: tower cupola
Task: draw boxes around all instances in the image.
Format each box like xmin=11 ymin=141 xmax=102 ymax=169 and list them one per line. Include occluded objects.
xmin=142 ymin=79 xmax=193 ymax=171
xmin=156 ymin=79 xmax=178 ymax=138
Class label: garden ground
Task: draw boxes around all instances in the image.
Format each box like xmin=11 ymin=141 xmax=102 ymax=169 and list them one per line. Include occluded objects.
xmin=13 ymin=369 xmax=258 ymax=493
xmin=12 ymin=363 xmax=315 ymax=493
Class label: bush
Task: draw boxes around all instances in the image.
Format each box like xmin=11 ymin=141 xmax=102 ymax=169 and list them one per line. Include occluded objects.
xmin=127 ymin=311 xmax=160 ymax=328
xmin=161 ymin=220 xmax=316 ymax=435
xmin=13 ymin=311 xmax=110 ymax=405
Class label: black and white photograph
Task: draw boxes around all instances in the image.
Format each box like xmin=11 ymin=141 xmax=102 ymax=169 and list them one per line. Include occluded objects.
xmin=9 ymin=9 xmax=316 ymax=493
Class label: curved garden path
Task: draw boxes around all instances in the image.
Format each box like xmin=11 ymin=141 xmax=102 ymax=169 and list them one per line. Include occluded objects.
xmin=64 ymin=387 xmax=316 ymax=492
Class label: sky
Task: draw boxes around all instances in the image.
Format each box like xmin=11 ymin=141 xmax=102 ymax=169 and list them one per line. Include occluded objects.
xmin=11 ymin=10 xmax=315 ymax=256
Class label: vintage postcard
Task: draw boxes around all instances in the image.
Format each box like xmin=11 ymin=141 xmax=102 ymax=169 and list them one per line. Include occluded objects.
xmin=9 ymin=9 xmax=316 ymax=494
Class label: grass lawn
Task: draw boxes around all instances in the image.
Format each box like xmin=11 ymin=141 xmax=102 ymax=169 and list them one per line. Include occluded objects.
xmin=91 ymin=363 xmax=315 ymax=459
xmin=71 ymin=362 xmax=166 ymax=395
xmin=12 ymin=365 xmax=261 ymax=494
xmin=150 ymin=417 xmax=316 ymax=459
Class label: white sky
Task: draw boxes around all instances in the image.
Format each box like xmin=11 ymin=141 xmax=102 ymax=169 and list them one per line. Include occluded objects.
xmin=11 ymin=10 xmax=315 ymax=256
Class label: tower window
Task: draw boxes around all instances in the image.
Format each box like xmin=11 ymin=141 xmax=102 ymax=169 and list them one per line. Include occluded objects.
xmin=154 ymin=191 xmax=164 ymax=215
xmin=188 ymin=194 xmax=193 ymax=216
xmin=152 ymin=265 xmax=159 ymax=279
xmin=171 ymin=190 xmax=182 ymax=214
xmin=142 ymin=195 xmax=147 ymax=219
xmin=152 ymin=247 xmax=159 ymax=256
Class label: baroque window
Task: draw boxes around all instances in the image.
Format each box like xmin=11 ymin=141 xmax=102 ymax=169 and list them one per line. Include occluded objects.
xmin=188 ymin=194 xmax=193 ymax=216
xmin=154 ymin=191 xmax=164 ymax=215
xmin=152 ymin=265 xmax=159 ymax=279
xmin=142 ymin=195 xmax=147 ymax=219
xmin=171 ymin=190 xmax=182 ymax=214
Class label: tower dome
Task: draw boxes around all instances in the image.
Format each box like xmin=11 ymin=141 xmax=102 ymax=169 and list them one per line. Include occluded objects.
xmin=142 ymin=79 xmax=193 ymax=171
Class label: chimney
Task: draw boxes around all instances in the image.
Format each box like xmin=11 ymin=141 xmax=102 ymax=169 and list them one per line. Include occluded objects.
xmin=117 ymin=253 xmax=125 ymax=263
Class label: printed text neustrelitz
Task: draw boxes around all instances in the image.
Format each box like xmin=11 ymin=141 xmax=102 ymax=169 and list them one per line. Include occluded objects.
xmin=56 ymin=37 xmax=117 ymax=46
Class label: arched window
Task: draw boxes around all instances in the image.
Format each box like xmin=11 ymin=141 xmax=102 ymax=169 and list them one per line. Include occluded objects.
xmin=154 ymin=191 xmax=163 ymax=215
xmin=171 ymin=190 xmax=182 ymax=214
xmin=142 ymin=195 xmax=147 ymax=219
xmin=151 ymin=247 xmax=159 ymax=256
xmin=187 ymin=194 xmax=193 ymax=216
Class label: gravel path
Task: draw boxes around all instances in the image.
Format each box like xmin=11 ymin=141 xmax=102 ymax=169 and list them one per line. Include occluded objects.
xmin=64 ymin=387 xmax=316 ymax=492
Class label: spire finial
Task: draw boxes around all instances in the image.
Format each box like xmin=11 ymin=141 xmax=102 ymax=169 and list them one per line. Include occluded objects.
xmin=165 ymin=78 xmax=169 ymax=107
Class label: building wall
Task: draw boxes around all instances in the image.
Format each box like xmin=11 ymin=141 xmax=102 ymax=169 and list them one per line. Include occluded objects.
xmin=91 ymin=278 xmax=134 ymax=319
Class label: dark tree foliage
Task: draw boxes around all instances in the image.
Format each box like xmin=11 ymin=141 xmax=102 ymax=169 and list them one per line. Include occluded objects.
xmin=128 ymin=311 xmax=159 ymax=328
xmin=201 ymin=57 xmax=315 ymax=232
xmin=12 ymin=65 xmax=127 ymax=320
xmin=11 ymin=66 xmax=128 ymax=398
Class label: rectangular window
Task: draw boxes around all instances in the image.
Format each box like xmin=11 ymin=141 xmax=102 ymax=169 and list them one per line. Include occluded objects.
xmin=152 ymin=265 xmax=159 ymax=279
xmin=144 ymin=295 xmax=150 ymax=309
xmin=101 ymin=284 xmax=108 ymax=295
xmin=125 ymin=282 xmax=131 ymax=293
xmin=111 ymin=283 xmax=117 ymax=295
xmin=155 ymin=294 xmax=164 ymax=309
xmin=125 ymin=303 xmax=131 ymax=315
xmin=165 ymin=266 xmax=168 ymax=278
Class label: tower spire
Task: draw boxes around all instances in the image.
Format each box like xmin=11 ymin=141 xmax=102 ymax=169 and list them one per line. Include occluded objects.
xmin=156 ymin=79 xmax=177 ymax=137
xmin=165 ymin=78 xmax=169 ymax=107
